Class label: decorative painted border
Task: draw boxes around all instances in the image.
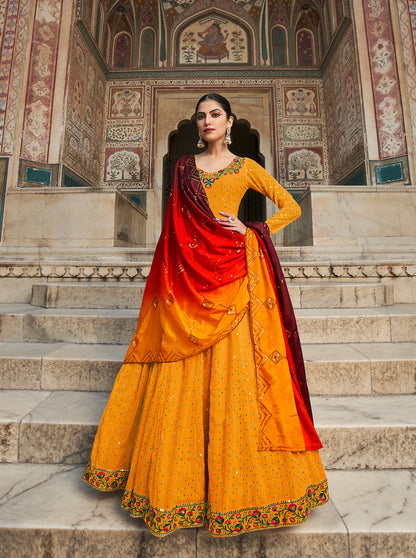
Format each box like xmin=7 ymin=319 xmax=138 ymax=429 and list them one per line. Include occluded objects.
xmin=0 ymin=157 xmax=8 ymax=240
xmin=396 ymin=0 xmax=416 ymax=181
xmin=18 ymin=159 xmax=59 ymax=188
xmin=3 ymin=0 xmax=32 ymax=155
xmin=0 ymin=0 xmax=23 ymax=152
xmin=283 ymin=124 xmax=322 ymax=142
xmin=369 ymin=156 xmax=410 ymax=185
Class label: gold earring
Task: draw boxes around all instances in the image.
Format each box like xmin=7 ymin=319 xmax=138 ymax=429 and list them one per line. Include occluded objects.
xmin=197 ymin=133 xmax=205 ymax=148
xmin=224 ymin=127 xmax=232 ymax=145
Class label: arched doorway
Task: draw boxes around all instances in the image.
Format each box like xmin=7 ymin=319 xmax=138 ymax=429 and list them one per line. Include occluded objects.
xmin=163 ymin=118 xmax=266 ymax=222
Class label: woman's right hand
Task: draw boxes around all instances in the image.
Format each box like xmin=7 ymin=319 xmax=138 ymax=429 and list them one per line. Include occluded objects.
xmin=216 ymin=212 xmax=247 ymax=235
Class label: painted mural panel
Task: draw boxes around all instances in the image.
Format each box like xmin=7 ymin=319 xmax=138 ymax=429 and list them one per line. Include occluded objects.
xmin=103 ymin=78 xmax=149 ymax=189
xmin=363 ymin=0 xmax=406 ymax=158
xmin=0 ymin=0 xmax=28 ymax=155
xmin=105 ymin=148 xmax=142 ymax=181
xmin=177 ymin=16 xmax=249 ymax=65
xmin=63 ymin=26 xmax=106 ymax=186
xmin=21 ymin=0 xmax=62 ymax=163
xmin=283 ymin=87 xmax=319 ymax=117
xmin=283 ymin=124 xmax=322 ymax=141
xmin=285 ymin=147 xmax=324 ymax=181
xmin=109 ymin=87 xmax=144 ymax=119
xmin=107 ymin=125 xmax=143 ymax=142
xmin=276 ymin=78 xmax=327 ymax=187
xmin=323 ymin=27 xmax=365 ymax=184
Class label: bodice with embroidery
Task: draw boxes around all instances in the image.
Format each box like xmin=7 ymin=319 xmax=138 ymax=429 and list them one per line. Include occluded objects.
xmin=196 ymin=156 xmax=301 ymax=234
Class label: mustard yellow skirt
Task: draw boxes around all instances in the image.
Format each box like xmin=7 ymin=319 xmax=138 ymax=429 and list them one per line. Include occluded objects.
xmin=83 ymin=312 xmax=328 ymax=536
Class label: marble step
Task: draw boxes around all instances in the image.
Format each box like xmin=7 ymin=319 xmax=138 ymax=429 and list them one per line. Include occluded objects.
xmin=1 ymin=342 xmax=415 ymax=395
xmin=0 ymin=465 xmax=414 ymax=558
xmin=31 ymin=281 xmax=394 ymax=309
xmin=0 ymin=390 xmax=415 ymax=469
xmin=1 ymin=303 xmax=415 ymax=345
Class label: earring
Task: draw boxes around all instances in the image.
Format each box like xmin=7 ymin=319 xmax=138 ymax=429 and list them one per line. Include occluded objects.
xmin=197 ymin=133 xmax=205 ymax=148
xmin=224 ymin=127 xmax=232 ymax=145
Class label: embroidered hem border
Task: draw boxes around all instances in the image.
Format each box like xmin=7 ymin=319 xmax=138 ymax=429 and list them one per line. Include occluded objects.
xmin=83 ymin=463 xmax=329 ymax=537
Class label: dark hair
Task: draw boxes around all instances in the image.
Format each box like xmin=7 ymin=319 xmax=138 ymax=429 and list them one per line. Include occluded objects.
xmin=196 ymin=93 xmax=232 ymax=119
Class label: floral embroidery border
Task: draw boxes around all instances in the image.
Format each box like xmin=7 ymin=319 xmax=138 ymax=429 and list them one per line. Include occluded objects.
xmin=197 ymin=156 xmax=245 ymax=188
xmin=83 ymin=462 xmax=329 ymax=537
xmin=83 ymin=462 xmax=129 ymax=490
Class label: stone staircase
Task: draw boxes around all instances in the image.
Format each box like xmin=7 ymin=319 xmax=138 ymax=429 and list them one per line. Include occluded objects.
xmin=0 ymin=273 xmax=415 ymax=557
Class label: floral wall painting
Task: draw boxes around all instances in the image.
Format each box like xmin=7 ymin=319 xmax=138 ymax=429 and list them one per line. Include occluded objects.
xmin=177 ymin=14 xmax=251 ymax=65
xmin=108 ymin=87 xmax=144 ymax=119
xmin=106 ymin=148 xmax=141 ymax=182
xmin=285 ymin=147 xmax=323 ymax=181
xmin=283 ymin=86 xmax=319 ymax=117
xmin=283 ymin=124 xmax=322 ymax=141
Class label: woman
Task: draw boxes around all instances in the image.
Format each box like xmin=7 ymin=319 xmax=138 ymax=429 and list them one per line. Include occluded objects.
xmin=83 ymin=93 xmax=328 ymax=537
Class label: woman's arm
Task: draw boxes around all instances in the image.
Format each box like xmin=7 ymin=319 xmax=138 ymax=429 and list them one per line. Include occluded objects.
xmin=245 ymin=158 xmax=301 ymax=235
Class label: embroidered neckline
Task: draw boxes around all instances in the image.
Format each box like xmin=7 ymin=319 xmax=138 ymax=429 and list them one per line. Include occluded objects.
xmin=196 ymin=156 xmax=244 ymax=188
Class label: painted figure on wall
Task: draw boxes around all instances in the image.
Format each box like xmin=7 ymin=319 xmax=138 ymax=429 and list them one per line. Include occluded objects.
xmin=197 ymin=22 xmax=229 ymax=63
xmin=178 ymin=16 xmax=249 ymax=65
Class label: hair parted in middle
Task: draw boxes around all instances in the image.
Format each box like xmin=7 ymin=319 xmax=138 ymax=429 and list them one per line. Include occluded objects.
xmin=195 ymin=93 xmax=232 ymax=119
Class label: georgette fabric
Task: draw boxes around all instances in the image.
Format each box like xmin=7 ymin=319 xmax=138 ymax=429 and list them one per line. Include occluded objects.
xmin=83 ymin=154 xmax=329 ymax=537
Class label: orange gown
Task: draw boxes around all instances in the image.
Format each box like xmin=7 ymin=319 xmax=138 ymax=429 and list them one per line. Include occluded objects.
xmin=83 ymin=156 xmax=328 ymax=537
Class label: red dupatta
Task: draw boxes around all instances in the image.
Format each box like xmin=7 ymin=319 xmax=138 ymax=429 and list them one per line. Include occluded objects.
xmin=124 ymin=154 xmax=322 ymax=452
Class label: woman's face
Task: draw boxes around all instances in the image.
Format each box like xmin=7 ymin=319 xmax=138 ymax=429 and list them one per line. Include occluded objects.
xmin=196 ymin=99 xmax=233 ymax=144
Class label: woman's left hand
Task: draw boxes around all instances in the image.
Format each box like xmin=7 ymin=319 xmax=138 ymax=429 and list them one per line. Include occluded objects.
xmin=217 ymin=212 xmax=247 ymax=235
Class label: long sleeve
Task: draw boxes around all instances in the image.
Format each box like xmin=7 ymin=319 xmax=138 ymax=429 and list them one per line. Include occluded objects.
xmin=245 ymin=158 xmax=301 ymax=235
